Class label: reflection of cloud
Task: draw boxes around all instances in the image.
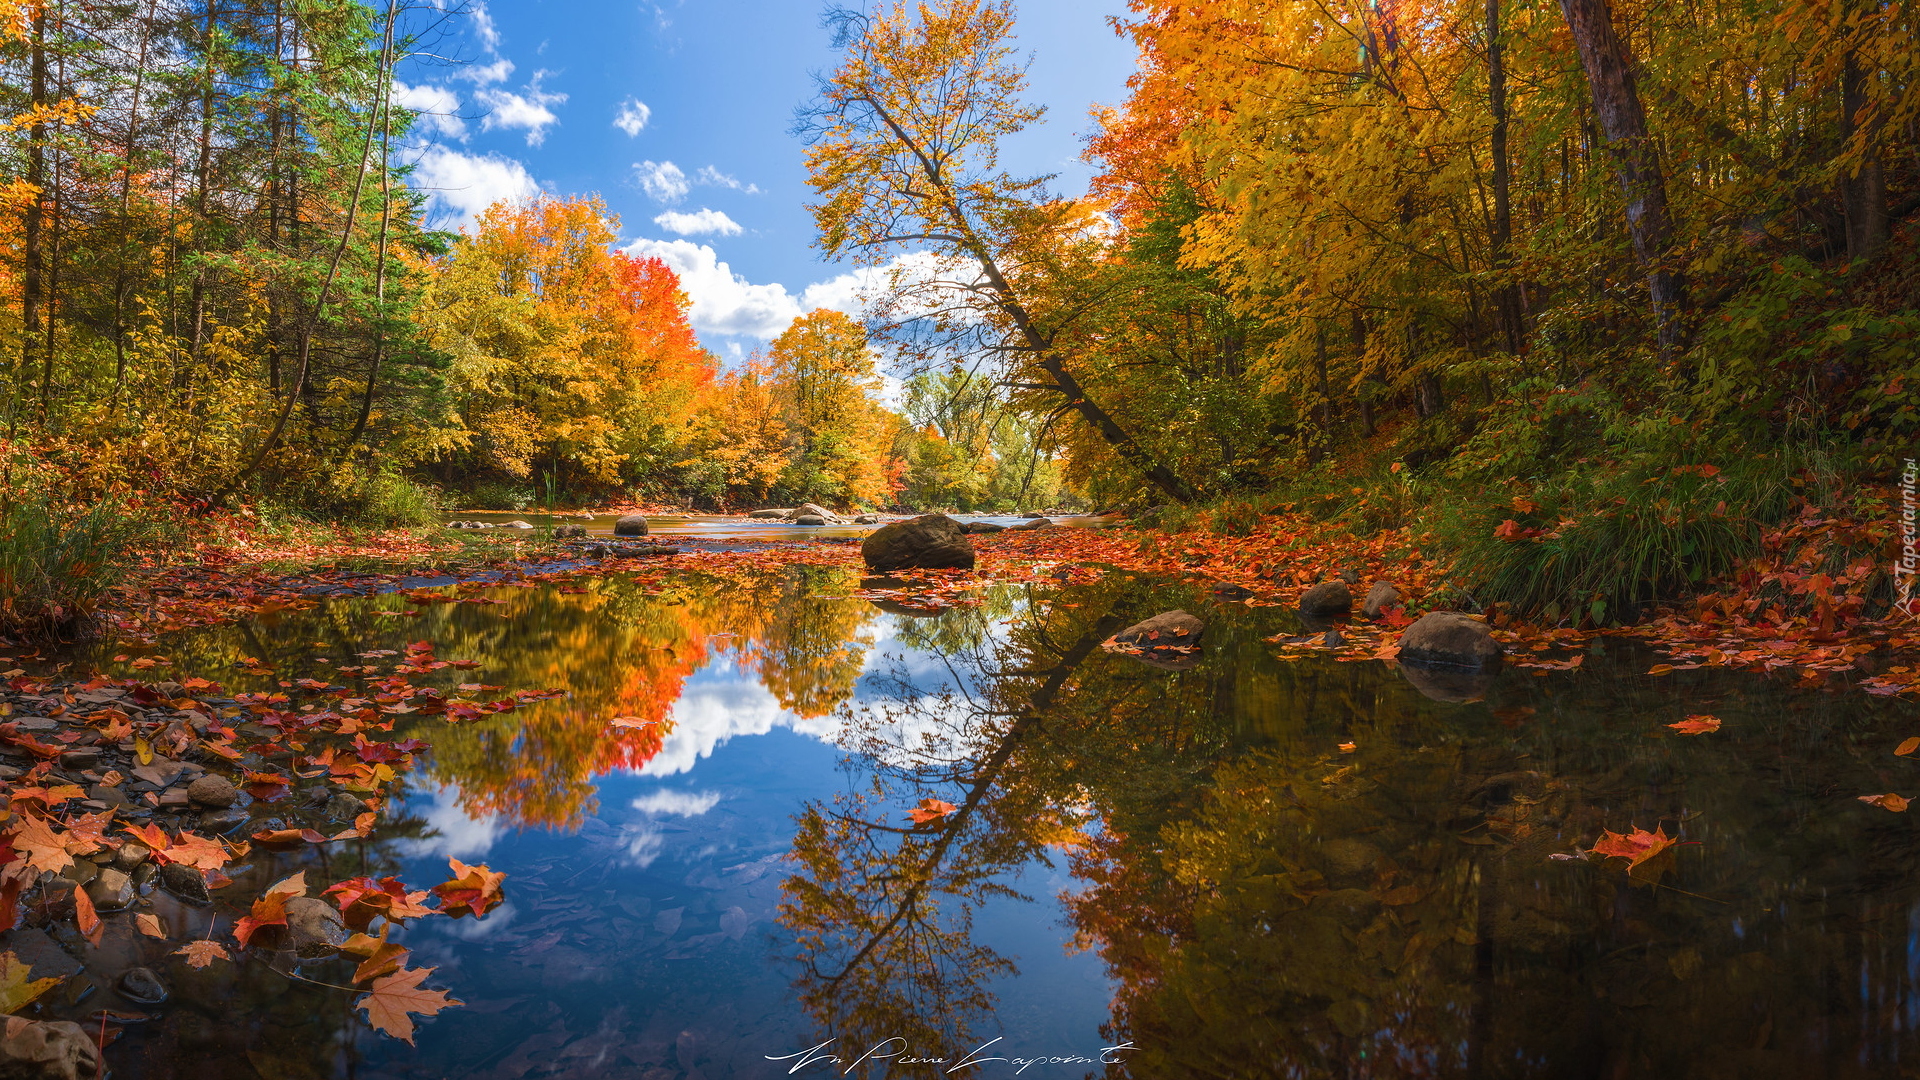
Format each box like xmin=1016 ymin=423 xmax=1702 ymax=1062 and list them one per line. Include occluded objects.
xmin=631 ymin=789 xmax=722 ymax=816
xmin=641 ymin=664 xmax=842 ymax=777
xmin=624 ymin=826 xmax=665 ymax=868
xmin=404 ymin=783 xmax=504 ymax=859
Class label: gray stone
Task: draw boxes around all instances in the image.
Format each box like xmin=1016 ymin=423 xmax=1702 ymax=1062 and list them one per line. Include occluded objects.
xmin=85 ymin=868 xmax=134 ymax=913
xmin=160 ymin=862 xmax=211 ymax=905
xmin=64 ymin=862 xmax=97 ymax=887
xmin=185 ymin=775 xmax=237 ymax=808
xmin=85 ymin=785 xmax=128 ymax=809
xmin=793 ymin=514 xmax=827 ymax=526
xmin=156 ymin=789 xmax=191 ymax=809
xmin=860 ymin=514 xmax=976 ymax=573
xmin=1323 ymin=629 xmax=1345 ymax=648
xmin=3 ymin=929 xmax=81 ymax=981
xmin=613 ymin=513 xmax=650 ymax=537
xmin=853 ymin=514 xmax=881 ymax=524
xmin=283 ymin=897 xmax=347 ymax=959
xmin=12 ymin=718 xmax=58 ymax=732
xmin=1396 ymin=611 xmax=1503 ymax=671
xmin=324 ymin=792 xmax=366 ymax=822
xmin=747 ymin=509 xmax=789 ymax=519
xmin=55 ymin=749 xmax=99 ymax=772
xmin=1298 ymin=580 xmax=1353 ymax=616
xmin=960 ymin=520 xmax=1004 ymax=534
xmin=0 ymin=766 xmax=20 ymax=781
xmin=198 ymin=808 xmax=247 ymax=832
xmin=792 ymin=503 xmax=839 ymax=522
xmin=1363 ymin=580 xmax=1403 ymax=619
xmin=116 ymin=966 xmax=169 ymax=1005
xmin=552 ymin=523 xmax=587 ymax=539
xmin=0 ymin=1015 xmax=98 ymax=1080
xmin=503 ymin=520 xmax=535 ymax=530
xmin=1007 ymin=517 xmax=1052 ymax=530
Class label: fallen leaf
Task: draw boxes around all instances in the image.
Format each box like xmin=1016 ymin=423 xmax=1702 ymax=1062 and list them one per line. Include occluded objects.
xmin=1860 ymin=793 xmax=1911 ymax=812
xmin=907 ymin=798 xmax=959 ymax=825
xmin=355 ymin=966 xmax=460 ymax=1043
xmin=73 ymin=886 xmax=100 ymax=945
xmin=135 ymin=914 xmax=166 ymax=939
xmin=0 ymin=952 xmax=61 ymax=1013
xmin=1337 ymin=742 xmax=1357 ymax=753
xmin=1588 ymin=826 xmax=1680 ymax=884
xmin=431 ymin=859 xmax=507 ymax=919
xmin=174 ymin=940 xmax=230 ymax=969
xmin=1896 ymin=737 xmax=1920 ymax=757
xmin=1668 ymin=715 xmax=1722 ymax=735
xmin=1648 ymin=664 xmax=1675 ymax=676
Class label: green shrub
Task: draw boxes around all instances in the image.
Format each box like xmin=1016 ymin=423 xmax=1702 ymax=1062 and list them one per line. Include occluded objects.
xmin=346 ymin=472 xmax=442 ymax=528
xmin=465 ymin=481 xmax=532 ymax=512
xmin=0 ymin=494 xmax=161 ymax=639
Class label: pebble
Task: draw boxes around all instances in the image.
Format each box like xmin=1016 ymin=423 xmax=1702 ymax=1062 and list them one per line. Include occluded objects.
xmin=324 ymin=793 xmax=367 ymax=822
xmin=58 ymin=749 xmax=101 ymax=771
xmin=197 ymin=808 xmax=248 ymax=833
xmin=117 ymin=967 xmax=169 ymax=1005
xmin=186 ymin=775 xmax=237 ymax=808
xmin=159 ymin=863 xmax=211 ymax=905
xmin=113 ymin=842 xmax=152 ymax=873
xmin=86 ymin=868 xmax=135 ymax=912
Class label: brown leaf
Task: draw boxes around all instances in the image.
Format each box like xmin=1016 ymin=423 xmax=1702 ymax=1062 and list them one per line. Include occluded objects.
xmin=353 ymin=943 xmax=410 ymax=985
xmin=355 ymin=966 xmax=460 ymax=1043
xmin=1860 ymin=793 xmax=1911 ymax=812
xmin=906 ymin=798 xmax=958 ymax=825
xmin=134 ymin=913 xmax=166 ymax=939
xmin=73 ymin=883 xmax=101 ymax=945
xmin=1896 ymin=737 xmax=1920 ymax=757
xmin=174 ymin=940 xmax=230 ymax=969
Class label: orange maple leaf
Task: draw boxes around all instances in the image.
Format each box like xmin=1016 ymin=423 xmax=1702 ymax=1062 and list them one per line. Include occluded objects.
xmin=1588 ymin=826 xmax=1679 ymax=875
xmin=355 ymin=965 xmax=461 ymax=1043
xmin=1860 ymin=793 xmax=1910 ymax=812
xmin=1668 ymin=715 xmax=1721 ymax=735
xmin=907 ymin=798 xmax=959 ymax=825
xmin=174 ymin=940 xmax=230 ymax=969
xmin=431 ymin=859 xmax=507 ymax=919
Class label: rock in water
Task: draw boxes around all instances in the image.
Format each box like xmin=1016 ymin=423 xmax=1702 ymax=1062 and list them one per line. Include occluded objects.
xmin=792 ymin=502 xmax=839 ymax=522
xmin=85 ymin=868 xmax=135 ymax=912
xmin=960 ymin=520 xmax=1004 ymax=534
xmin=1007 ymin=517 xmax=1052 ymax=530
xmin=185 ymin=775 xmax=237 ymax=808
xmin=1109 ymin=610 xmax=1206 ymax=670
xmin=0 ymin=1015 xmax=98 ymax=1079
xmin=118 ymin=967 xmax=169 ymax=1005
xmin=1396 ymin=611 xmax=1502 ymax=670
xmin=284 ymin=897 xmax=348 ymax=959
xmin=613 ymin=514 xmax=649 ymax=537
xmin=794 ymin=514 xmax=827 ymax=526
xmin=160 ymin=862 xmax=211 ymax=905
xmin=748 ymin=508 xmax=789 ymax=519
xmin=1298 ymin=580 xmax=1353 ymax=616
xmin=1363 ymin=580 xmax=1402 ymax=619
xmin=860 ymin=515 xmax=976 ymax=572
xmin=553 ymin=523 xmax=587 ymax=539
xmin=853 ymin=514 xmax=881 ymax=524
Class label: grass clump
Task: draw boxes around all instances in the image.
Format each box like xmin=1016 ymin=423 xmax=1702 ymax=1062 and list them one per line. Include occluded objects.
xmin=0 ymin=493 xmax=163 ymax=640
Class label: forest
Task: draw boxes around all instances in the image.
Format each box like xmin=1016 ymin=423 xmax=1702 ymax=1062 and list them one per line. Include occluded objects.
xmin=0 ymin=0 xmax=1914 ymax=620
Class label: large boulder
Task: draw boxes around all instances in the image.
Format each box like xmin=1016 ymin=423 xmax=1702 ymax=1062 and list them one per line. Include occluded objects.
xmin=1396 ymin=611 xmax=1502 ymax=671
xmin=1107 ymin=610 xmax=1206 ymax=670
xmin=613 ymin=514 xmax=650 ymax=537
xmin=960 ymin=520 xmax=1004 ymax=534
xmin=861 ymin=515 xmax=976 ymax=572
xmin=1298 ymin=580 xmax=1353 ymax=616
xmin=0 ymin=1016 xmax=98 ymax=1080
xmin=793 ymin=514 xmax=827 ymax=526
xmin=1362 ymin=580 xmax=1403 ymax=619
xmin=1007 ymin=517 xmax=1052 ymax=531
xmin=790 ymin=503 xmax=840 ymax=522
xmin=748 ymin=509 xmax=789 ymax=519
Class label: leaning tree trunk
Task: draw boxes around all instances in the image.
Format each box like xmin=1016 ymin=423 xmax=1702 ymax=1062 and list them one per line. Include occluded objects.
xmin=1557 ymin=0 xmax=1689 ymax=358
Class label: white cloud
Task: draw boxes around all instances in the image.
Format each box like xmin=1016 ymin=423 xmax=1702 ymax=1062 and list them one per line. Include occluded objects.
xmin=393 ymin=80 xmax=466 ymax=140
xmin=476 ymin=72 xmax=565 ymax=146
xmin=459 ymin=57 xmax=515 ymax=85
xmin=613 ymin=97 xmax=652 ymax=136
xmin=695 ymin=165 xmax=762 ymax=195
xmin=409 ymin=145 xmax=540 ymax=226
xmin=622 ymin=237 xmax=804 ymax=339
xmin=470 ymin=2 xmax=502 ymax=51
xmin=634 ymin=160 xmax=689 ymax=204
xmin=631 ymin=789 xmax=723 ymax=816
xmin=652 ymin=208 xmax=742 ymax=236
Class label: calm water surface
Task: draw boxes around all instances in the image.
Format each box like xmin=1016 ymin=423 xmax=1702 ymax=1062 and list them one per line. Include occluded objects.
xmin=36 ymin=562 xmax=1920 ymax=1078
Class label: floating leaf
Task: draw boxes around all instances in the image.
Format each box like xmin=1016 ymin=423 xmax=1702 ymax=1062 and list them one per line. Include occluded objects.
xmin=1668 ymin=715 xmax=1721 ymax=735
xmin=355 ymin=966 xmax=460 ymax=1043
xmin=1896 ymin=737 xmax=1920 ymax=757
xmin=0 ymin=952 xmax=61 ymax=1013
xmin=1860 ymin=793 xmax=1911 ymax=812
xmin=174 ymin=940 xmax=230 ymax=969
xmin=906 ymin=798 xmax=958 ymax=825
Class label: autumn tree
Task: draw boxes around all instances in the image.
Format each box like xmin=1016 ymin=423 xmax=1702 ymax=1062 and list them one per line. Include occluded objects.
xmin=799 ymin=0 xmax=1196 ymax=504
xmin=764 ymin=307 xmax=894 ymax=508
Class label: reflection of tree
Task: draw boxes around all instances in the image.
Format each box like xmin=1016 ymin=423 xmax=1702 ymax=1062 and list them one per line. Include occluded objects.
xmin=104 ymin=567 xmax=884 ymax=830
xmin=782 ymin=596 xmax=1124 ymax=1068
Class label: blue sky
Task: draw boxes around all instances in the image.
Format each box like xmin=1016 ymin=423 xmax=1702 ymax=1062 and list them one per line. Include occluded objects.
xmin=395 ymin=0 xmax=1138 ymax=363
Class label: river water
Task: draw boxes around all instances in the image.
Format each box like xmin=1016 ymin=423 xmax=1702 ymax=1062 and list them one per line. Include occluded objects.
xmin=33 ymin=560 xmax=1920 ymax=1078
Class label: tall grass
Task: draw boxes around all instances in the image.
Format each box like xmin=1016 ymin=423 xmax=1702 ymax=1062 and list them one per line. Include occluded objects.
xmin=0 ymin=494 xmax=161 ymax=639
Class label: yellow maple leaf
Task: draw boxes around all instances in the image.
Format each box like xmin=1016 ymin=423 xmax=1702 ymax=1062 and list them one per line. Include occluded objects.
xmin=0 ymin=952 xmax=61 ymax=1013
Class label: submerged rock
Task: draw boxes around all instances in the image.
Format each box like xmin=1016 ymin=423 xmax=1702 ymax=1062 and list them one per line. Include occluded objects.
xmin=0 ymin=1015 xmax=97 ymax=1079
xmin=748 ymin=508 xmax=789 ymax=519
xmin=1298 ymin=581 xmax=1353 ymax=616
xmin=85 ymin=868 xmax=134 ymax=912
xmin=553 ymin=523 xmax=587 ymax=539
xmin=283 ymin=897 xmax=347 ymax=959
xmin=613 ymin=514 xmax=650 ymax=537
xmin=1397 ymin=611 xmax=1502 ymax=671
xmin=160 ymin=862 xmax=211 ymax=905
xmin=861 ymin=515 xmax=976 ymax=572
xmin=1007 ymin=517 xmax=1052 ymax=530
xmin=794 ymin=514 xmax=827 ymax=526
xmin=792 ymin=502 xmax=840 ymax=522
xmin=118 ymin=967 xmax=169 ymax=1005
xmin=960 ymin=520 xmax=1004 ymax=534
xmin=853 ymin=514 xmax=881 ymax=524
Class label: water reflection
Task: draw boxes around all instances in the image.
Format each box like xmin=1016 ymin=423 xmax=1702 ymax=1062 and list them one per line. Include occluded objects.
xmin=65 ymin=563 xmax=1920 ymax=1078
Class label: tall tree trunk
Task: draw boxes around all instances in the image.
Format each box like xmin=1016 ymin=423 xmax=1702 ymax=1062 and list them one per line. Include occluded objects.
xmin=1840 ymin=46 xmax=1889 ymax=260
xmin=1486 ymin=0 xmax=1523 ymax=354
xmin=19 ymin=3 xmax=47 ymax=430
xmin=188 ymin=1 xmax=218 ymax=376
xmin=1557 ymin=0 xmax=1689 ymax=357
xmin=345 ymin=2 xmax=400 ymax=455
xmin=111 ymin=0 xmax=159 ymax=409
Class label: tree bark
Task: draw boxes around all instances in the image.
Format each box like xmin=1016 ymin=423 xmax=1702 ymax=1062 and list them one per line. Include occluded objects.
xmin=19 ymin=3 xmax=47 ymax=428
xmin=1557 ymin=0 xmax=1689 ymax=357
xmin=1840 ymin=47 xmax=1889 ymax=260
xmin=1486 ymin=0 xmax=1524 ymax=354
